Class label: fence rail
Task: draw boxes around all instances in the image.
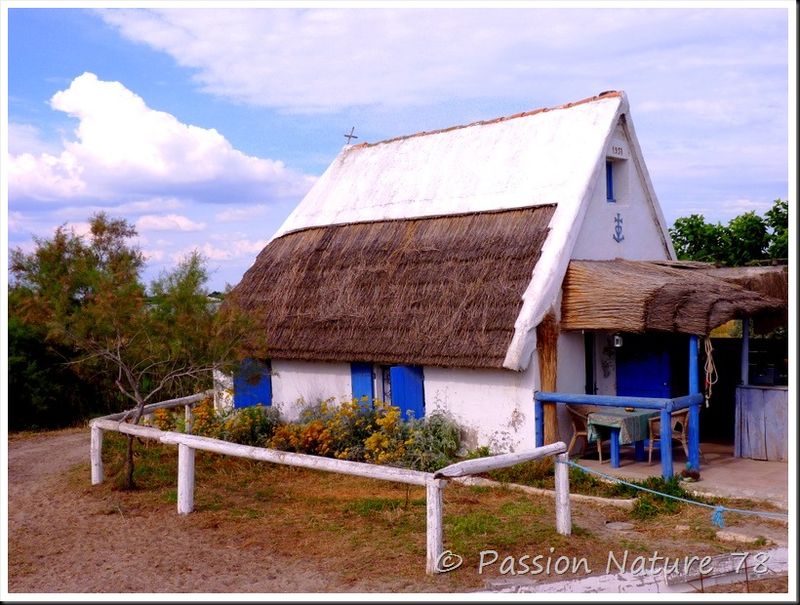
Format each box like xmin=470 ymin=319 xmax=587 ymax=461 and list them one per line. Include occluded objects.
xmin=534 ymin=390 xmax=703 ymax=478
xmin=90 ymin=393 xmax=571 ymax=574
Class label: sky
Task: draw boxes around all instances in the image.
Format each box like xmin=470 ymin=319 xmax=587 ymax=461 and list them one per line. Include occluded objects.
xmin=3 ymin=3 xmax=796 ymax=291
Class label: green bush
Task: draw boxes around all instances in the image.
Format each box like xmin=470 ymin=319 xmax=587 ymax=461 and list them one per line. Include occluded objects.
xmin=403 ymin=412 xmax=462 ymax=472
xmin=220 ymin=405 xmax=282 ymax=446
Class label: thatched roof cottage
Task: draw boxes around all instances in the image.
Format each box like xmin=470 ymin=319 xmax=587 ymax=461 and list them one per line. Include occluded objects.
xmin=224 ymin=91 xmax=782 ymax=452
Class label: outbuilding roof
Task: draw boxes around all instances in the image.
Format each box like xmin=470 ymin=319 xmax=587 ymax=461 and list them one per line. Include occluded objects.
xmin=561 ymin=259 xmax=786 ymax=335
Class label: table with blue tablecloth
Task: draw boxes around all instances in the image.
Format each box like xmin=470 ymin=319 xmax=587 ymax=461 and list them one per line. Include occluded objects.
xmin=587 ymin=407 xmax=659 ymax=468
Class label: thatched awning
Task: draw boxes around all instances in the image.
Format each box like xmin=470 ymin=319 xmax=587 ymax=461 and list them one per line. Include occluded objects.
xmin=561 ymin=259 xmax=786 ymax=335
xmin=228 ymin=205 xmax=556 ymax=369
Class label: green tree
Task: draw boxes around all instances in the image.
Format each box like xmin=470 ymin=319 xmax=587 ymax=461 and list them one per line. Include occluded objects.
xmin=765 ymin=198 xmax=788 ymax=259
xmin=669 ymin=200 xmax=788 ymax=266
xmin=723 ymin=211 xmax=769 ymax=266
xmin=10 ymin=213 xmax=250 ymax=488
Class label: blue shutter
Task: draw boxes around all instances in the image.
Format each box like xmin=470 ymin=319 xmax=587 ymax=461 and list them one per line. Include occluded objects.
xmin=351 ymin=363 xmax=374 ymax=404
xmin=233 ymin=359 xmax=272 ymax=408
xmin=606 ymin=161 xmax=615 ymax=202
xmin=389 ymin=365 xmax=425 ymax=420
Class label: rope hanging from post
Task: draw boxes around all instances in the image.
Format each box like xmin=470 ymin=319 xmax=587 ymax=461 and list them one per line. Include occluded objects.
xmin=703 ymin=337 xmax=718 ymax=408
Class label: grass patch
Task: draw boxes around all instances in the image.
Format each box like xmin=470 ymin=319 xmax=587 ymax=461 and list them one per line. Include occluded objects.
xmin=345 ymin=497 xmax=425 ymax=516
xmin=90 ymin=432 xmax=762 ymax=590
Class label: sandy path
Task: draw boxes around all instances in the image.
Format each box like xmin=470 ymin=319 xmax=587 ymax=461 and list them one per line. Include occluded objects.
xmin=7 ymin=429 xmax=337 ymax=593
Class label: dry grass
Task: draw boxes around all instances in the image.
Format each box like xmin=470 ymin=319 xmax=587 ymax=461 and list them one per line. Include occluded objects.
xmin=80 ymin=433 xmax=786 ymax=592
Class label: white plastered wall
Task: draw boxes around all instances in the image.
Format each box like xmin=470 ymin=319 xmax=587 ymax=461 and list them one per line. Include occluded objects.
xmin=270 ymin=360 xmax=352 ymax=421
xmin=555 ymin=332 xmax=586 ymax=443
xmin=423 ymin=361 xmax=540 ymax=453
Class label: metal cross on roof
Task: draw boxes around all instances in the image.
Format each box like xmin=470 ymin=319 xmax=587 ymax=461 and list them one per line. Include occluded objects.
xmin=344 ymin=126 xmax=358 ymax=144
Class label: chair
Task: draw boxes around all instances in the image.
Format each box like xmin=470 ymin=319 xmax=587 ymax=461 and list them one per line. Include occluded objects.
xmin=567 ymin=406 xmax=605 ymax=462
xmin=647 ymin=409 xmax=690 ymax=465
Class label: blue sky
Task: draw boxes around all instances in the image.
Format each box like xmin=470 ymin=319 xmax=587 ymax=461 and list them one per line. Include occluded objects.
xmin=4 ymin=4 xmax=795 ymax=291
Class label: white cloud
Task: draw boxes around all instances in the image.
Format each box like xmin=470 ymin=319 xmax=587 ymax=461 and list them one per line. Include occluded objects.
xmin=214 ymin=205 xmax=268 ymax=223
xmin=52 ymin=197 xmax=186 ymax=221
xmin=143 ymin=248 xmax=166 ymax=262
xmin=137 ymin=213 xmax=206 ymax=232
xmin=174 ymin=238 xmax=267 ymax=263
xmin=8 ymin=123 xmax=60 ymax=156
xmin=8 ymin=211 xmax=25 ymax=231
xmin=8 ymin=72 xmax=313 ymax=204
xmin=98 ymin=8 xmax=787 ymax=115
xmin=65 ymin=221 xmax=93 ymax=237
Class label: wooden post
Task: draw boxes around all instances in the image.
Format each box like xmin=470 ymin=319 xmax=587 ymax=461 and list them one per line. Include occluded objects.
xmin=426 ymin=478 xmax=446 ymax=574
xmin=688 ymin=335 xmax=701 ymax=470
xmin=659 ymin=408 xmax=674 ymax=479
xmin=741 ymin=318 xmax=750 ymax=385
xmin=184 ymin=404 xmax=193 ymax=433
xmin=534 ymin=396 xmax=545 ymax=447
xmin=554 ymin=452 xmax=571 ymax=535
xmin=177 ymin=443 xmax=195 ymax=514
xmin=90 ymin=425 xmax=104 ymax=485
xmin=536 ymin=312 xmax=560 ymax=444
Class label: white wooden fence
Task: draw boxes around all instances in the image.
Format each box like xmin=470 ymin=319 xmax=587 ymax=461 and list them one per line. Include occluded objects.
xmin=90 ymin=393 xmax=571 ymax=574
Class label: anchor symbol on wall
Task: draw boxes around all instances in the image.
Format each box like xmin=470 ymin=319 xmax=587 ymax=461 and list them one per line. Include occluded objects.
xmin=613 ymin=212 xmax=624 ymax=243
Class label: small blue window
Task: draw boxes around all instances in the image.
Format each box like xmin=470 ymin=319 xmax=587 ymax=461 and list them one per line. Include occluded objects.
xmin=351 ymin=363 xmax=375 ymax=404
xmin=389 ymin=365 xmax=425 ymax=420
xmin=233 ymin=359 xmax=272 ymax=408
xmin=606 ymin=161 xmax=615 ymax=202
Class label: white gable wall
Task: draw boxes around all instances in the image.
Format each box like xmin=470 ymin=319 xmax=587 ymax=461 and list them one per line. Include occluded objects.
xmin=571 ymin=121 xmax=674 ymax=260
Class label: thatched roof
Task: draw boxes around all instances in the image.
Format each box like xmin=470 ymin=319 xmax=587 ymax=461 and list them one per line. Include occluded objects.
xmin=561 ymin=259 xmax=786 ymax=335
xmin=229 ymin=205 xmax=556 ymax=369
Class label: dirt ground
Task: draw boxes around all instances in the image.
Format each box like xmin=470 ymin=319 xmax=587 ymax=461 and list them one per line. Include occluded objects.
xmin=6 ymin=428 xmax=790 ymax=594
xmin=8 ymin=428 xmax=343 ymax=593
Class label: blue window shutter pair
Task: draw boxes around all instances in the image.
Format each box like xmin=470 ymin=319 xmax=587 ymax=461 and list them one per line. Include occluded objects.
xmin=233 ymin=359 xmax=272 ymax=408
xmin=390 ymin=365 xmax=425 ymax=421
xmin=350 ymin=363 xmax=374 ymax=404
xmin=351 ymin=363 xmax=424 ymax=420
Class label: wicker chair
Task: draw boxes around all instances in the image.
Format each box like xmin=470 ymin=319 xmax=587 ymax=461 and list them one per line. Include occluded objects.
xmin=647 ymin=409 xmax=690 ymax=464
xmin=567 ymin=405 xmax=605 ymax=461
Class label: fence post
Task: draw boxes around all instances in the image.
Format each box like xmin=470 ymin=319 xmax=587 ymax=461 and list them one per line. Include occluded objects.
xmin=534 ymin=394 xmax=545 ymax=448
xmin=554 ymin=452 xmax=571 ymax=535
xmin=688 ymin=335 xmax=701 ymax=470
xmin=426 ymin=478 xmax=446 ymax=574
xmin=90 ymin=425 xmax=104 ymax=485
xmin=660 ymin=408 xmax=674 ymax=479
xmin=177 ymin=443 xmax=196 ymax=514
xmin=184 ymin=404 xmax=194 ymax=433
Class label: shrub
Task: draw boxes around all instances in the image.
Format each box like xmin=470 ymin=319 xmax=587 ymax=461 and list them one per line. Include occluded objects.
xmin=152 ymin=408 xmax=177 ymax=431
xmin=465 ymin=446 xmax=492 ymax=460
xmin=220 ymin=405 xmax=282 ymax=447
xmin=363 ymin=400 xmax=409 ymax=465
xmin=326 ymin=399 xmax=380 ymax=461
xmin=403 ymin=412 xmax=462 ymax=472
xmin=191 ymin=397 xmax=224 ymax=437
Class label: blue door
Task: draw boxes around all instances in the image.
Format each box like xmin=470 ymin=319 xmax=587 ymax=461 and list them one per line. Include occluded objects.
xmin=389 ymin=365 xmax=425 ymax=420
xmin=616 ymin=335 xmax=671 ymax=398
xmin=233 ymin=359 xmax=272 ymax=408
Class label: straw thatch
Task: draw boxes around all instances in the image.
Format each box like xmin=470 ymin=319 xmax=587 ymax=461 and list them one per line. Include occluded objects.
xmin=228 ymin=205 xmax=556 ymax=369
xmin=561 ymin=259 xmax=786 ymax=335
